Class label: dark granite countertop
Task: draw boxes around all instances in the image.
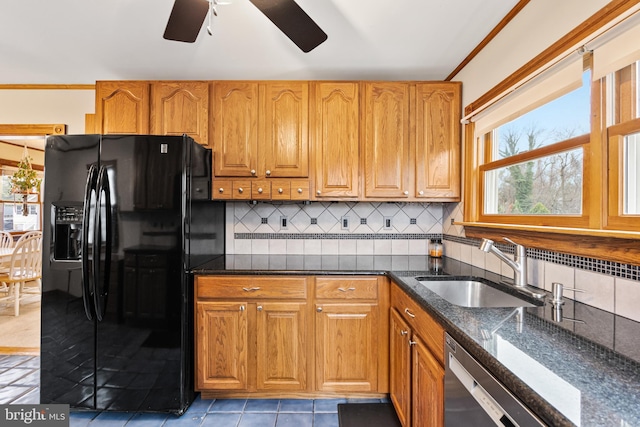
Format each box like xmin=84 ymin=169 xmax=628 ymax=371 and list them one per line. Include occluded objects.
xmin=192 ymin=255 xmax=640 ymax=427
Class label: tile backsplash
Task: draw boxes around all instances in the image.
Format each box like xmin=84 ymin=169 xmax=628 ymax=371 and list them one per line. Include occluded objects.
xmin=222 ymin=200 xmax=640 ymax=323
xmin=443 ymin=235 xmax=640 ymax=323
xmin=225 ymin=201 xmax=443 ymax=255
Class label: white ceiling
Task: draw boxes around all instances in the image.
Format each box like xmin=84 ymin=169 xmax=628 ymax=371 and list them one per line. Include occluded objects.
xmin=0 ymin=0 xmax=519 ymax=84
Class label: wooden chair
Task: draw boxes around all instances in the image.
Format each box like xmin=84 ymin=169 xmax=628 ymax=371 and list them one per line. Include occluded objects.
xmin=0 ymin=232 xmax=42 ymax=316
xmin=0 ymin=231 xmax=13 ymax=249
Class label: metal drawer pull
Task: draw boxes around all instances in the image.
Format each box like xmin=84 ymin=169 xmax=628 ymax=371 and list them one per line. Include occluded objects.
xmin=239 ymin=305 xmax=245 ymax=311
xmin=257 ymin=305 xmax=263 ymax=311
xmin=401 ymin=330 xmax=408 ymax=336
xmin=278 ymin=188 xmax=284 ymax=194
xmin=338 ymin=287 xmax=356 ymax=292
xmin=409 ymin=340 xmax=417 ymax=346
xmin=242 ymin=287 xmax=261 ymax=292
xmin=317 ymin=307 xmax=323 ymax=312
xmin=297 ymin=188 xmax=303 ymax=194
xmin=238 ymin=187 xmax=244 ymax=193
xmin=258 ymin=188 xmax=263 ymax=194
xmin=218 ymin=188 xmax=224 ymax=193
xmin=404 ymin=308 xmax=416 ymax=318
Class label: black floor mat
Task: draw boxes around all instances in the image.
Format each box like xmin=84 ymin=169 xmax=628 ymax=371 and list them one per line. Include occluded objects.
xmin=338 ymin=403 xmax=402 ymax=427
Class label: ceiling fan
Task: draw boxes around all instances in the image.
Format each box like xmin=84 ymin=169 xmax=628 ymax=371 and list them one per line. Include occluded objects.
xmin=163 ymin=0 xmax=328 ymax=52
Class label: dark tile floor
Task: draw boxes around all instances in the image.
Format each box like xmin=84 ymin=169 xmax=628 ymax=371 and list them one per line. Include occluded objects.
xmin=0 ymin=355 xmax=387 ymax=427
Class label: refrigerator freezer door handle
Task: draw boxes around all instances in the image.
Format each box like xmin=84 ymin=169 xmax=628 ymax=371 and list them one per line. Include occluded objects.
xmin=81 ymin=164 xmax=98 ymax=321
xmin=93 ymin=166 xmax=113 ymax=321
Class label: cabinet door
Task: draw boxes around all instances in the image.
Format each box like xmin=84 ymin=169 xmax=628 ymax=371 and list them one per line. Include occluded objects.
xmin=196 ymin=301 xmax=248 ymax=390
xmin=315 ymin=303 xmax=377 ymax=391
xmin=390 ymin=309 xmax=412 ymax=427
xmin=150 ymin=81 xmax=209 ymax=146
xmin=415 ymin=83 xmax=461 ymax=200
xmin=212 ymin=82 xmax=259 ymax=177
xmin=363 ymin=82 xmax=411 ymax=198
xmin=95 ymin=81 xmax=149 ymax=134
xmin=256 ymin=302 xmax=308 ymax=391
xmin=412 ymin=336 xmax=444 ymax=427
xmin=312 ymin=82 xmax=359 ymax=198
xmin=261 ymin=82 xmax=309 ymax=178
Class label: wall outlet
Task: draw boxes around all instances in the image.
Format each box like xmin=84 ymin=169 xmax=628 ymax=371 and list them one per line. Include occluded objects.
xmin=383 ymin=216 xmax=393 ymax=230
xmin=341 ymin=216 xmax=350 ymax=230
xmin=280 ymin=216 xmax=288 ymax=230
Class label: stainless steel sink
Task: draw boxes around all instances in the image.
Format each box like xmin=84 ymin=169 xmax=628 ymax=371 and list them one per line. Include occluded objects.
xmin=416 ymin=278 xmax=535 ymax=308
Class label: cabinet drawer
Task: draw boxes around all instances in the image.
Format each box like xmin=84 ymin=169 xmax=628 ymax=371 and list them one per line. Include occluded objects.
xmin=212 ymin=180 xmax=232 ymax=200
xmin=197 ymin=276 xmax=308 ymax=299
xmin=270 ymin=180 xmax=291 ymax=200
xmin=391 ymin=282 xmax=444 ymax=364
xmin=252 ymin=181 xmax=271 ymax=200
xmin=290 ymin=180 xmax=310 ymax=200
xmin=315 ymin=277 xmax=379 ymax=300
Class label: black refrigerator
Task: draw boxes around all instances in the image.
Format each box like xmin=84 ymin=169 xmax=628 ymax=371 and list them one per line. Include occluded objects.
xmin=40 ymin=134 xmax=224 ymax=414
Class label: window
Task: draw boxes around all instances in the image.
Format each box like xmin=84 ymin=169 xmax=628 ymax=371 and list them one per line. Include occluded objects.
xmin=606 ymin=60 xmax=640 ymax=229
xmin=465 ymin=9 xmax=640 ymax=234
xmin=0 ymin=166 xmax=42 ymax=232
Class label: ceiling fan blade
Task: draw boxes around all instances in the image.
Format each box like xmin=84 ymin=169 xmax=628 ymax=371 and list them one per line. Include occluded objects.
xmin=163 ymin=0 xmax=210 ymax=43
xmin=249 ymin=0 xmax=327 ymax=52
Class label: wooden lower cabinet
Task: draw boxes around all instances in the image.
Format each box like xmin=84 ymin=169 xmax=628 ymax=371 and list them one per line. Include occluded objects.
xmin=195 ymin=275 xmax=389 ymax=398
xmin=256 ymin=302 xmax=308 ymax=391
xmin=390 ymin=282 xmax=445 ymax=427
xmin=196 ymin=301 xmax=248 ymax=390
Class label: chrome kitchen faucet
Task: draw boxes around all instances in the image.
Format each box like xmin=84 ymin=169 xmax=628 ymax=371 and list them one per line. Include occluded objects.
xmin=479 ymin=237 xmax=545 ymax=299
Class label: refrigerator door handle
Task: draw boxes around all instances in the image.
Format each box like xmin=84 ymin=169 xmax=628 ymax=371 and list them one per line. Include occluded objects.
xmin=93 ymin=165 xmax=112 ymax=322
xmin=81 ymin=164 xmax=99 ymax=321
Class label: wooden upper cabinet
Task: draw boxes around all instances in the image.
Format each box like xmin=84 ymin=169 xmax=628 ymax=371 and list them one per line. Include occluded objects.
xmin=150 ymin=81 xmax=209 ymax=146
xmin=95 ymin=81 xmax=149 ymax=134
xmin=415 ymin=82 xmax=461 ymax=201
xmin=362 ymin=82 xmax=411 ymax=198
xmin=212 ymin=81 xmax=259 ymax=177
xmin=260 ymin=82 xmax=309 ymax=178
xmin=312 ymin=82 xmax=360 ymax=198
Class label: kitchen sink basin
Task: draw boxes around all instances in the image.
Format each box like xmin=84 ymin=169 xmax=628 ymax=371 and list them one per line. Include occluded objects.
xmin=415 ymin=278 xmax=536 ymax=308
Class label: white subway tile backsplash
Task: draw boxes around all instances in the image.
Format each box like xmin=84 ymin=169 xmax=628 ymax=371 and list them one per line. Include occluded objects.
xmin=234 ymin=238 xmax=251 ymax=254
xmin=470 ymin=247 xmax=486 ymax=270
xmin=615 ymin=277 xmax=640 ymax=322
xmin=575 ymin=269 xmax=615 ymax=313
xmin=339 ymin=239 xmax=358 ymax=255
xmin=374 ymin=239 xmax=392 ymax=255
xmin=251 ymin=239 xmax=269 ymax=254
xmin=408 ymin=239 xmax=428 ymax=255
xmin=287 ymin=239 xmax=304 ymax=254
xmin=391 ymin=239 xmax=409 ymax=255
xmin=484 ymin=252 xmax=502 ymax=275
xmin=304 ymin=239 xmax=322 ymax=255
xmin=459 ymin=243 xmax=473 ymax=265
xmin=544 ymin=262 xmax=574 ymax=293
xmin=321 ymin=239 xmax=339 ymax=255
xmin=269 ymin=239 xmax=287 ymax=255
xmin=356 ymin=239 xmax=374 ymax=255
xmin=527 ymin=257 xmax=545 ymax=288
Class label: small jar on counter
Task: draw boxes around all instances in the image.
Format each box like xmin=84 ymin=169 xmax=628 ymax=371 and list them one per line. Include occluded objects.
xmin=429 ymin=238 xmax=443 ymax=258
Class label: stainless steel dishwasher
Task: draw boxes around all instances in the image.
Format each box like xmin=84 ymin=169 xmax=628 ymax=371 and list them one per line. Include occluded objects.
xmin=444 ymin=333 xmax=545 ymax=427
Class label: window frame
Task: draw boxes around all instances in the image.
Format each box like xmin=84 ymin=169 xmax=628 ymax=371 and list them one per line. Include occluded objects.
xmin=460 ymin=0 xmax=640 ymax=265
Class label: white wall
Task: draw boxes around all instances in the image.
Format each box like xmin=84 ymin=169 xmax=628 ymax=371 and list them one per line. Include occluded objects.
xmin=453 ymin=0 xmax=609 ymax=107
xmin=0 ymin=89 xmax=94 ymax=135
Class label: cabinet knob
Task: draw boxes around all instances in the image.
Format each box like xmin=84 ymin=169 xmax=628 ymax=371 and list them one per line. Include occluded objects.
xmin=251 ymin=169 xmax=256 ymax=175
xmin=400 ymin=330 xmax=408 ymax=336
xmin=404 ymin=308 xmax=416 ymax=318
xmin=238 ymin=187 xmax=244 ymax=194
xmin=266 ymin=170 xmax=271 ymax=176
xmin=418 ymin=190 xmax=424 ymax=196
xmin=317 ymin=307 xmax=323 ymax=313
xmin=239 ymin=305 xmax=245 ymax=312
xmin=218 ymin=188 xmax=224 ymax=193
xmin=258 ymin=188 xmax=263 ymax=194
xmin=257 ymin=305 xmax=263 ymax=311
xmin=403 ymin=191 xmax=409 ymax=195
xmin=316 ymin=190 xmax=321 ymax=195
xmin=409 ymin=340 xmax=417 ymax=346
xmin=242 ymin=287 xmax=261 ymax=292
xmin=278 ymin=188 xmax=284 ymax=194
xmin=297 ymin=188 xmax=303 ymax=194
xmin=338 ymin=287 xmax=356 ymax=292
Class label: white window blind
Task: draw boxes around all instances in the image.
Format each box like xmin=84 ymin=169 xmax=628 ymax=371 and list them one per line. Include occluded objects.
xmin=471 ymin=55 xmax=584 ymax=137
xmin=591 ymin=11 xmax=640 ymax=81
